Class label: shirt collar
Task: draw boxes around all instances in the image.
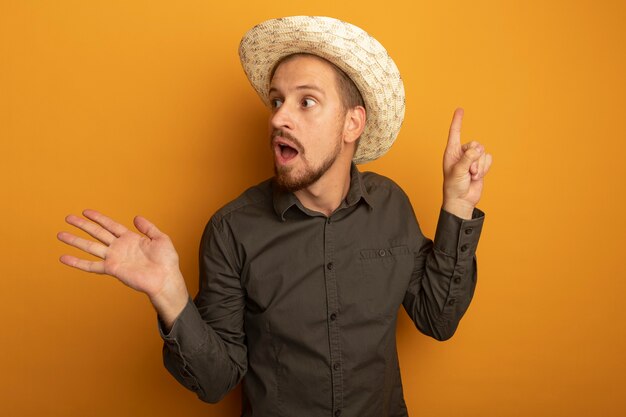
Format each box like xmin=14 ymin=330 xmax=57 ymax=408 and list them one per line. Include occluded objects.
xmin=272 ymin=163 xmax=373 ymax=221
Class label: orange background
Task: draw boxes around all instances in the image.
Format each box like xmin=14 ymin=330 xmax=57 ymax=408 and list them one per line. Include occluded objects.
xmin=2 ymin=1 xmax=625 ymax=416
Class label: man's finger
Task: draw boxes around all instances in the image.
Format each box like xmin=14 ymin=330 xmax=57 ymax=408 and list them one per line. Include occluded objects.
xmin=57 ymin=231 xmax=108 ymax=259
xmin=472 ymin=153 xmax=487 ymax=180
xmin=470 ymin=160 xmax=479 ymax=176
xmin=65 ymin=214 xmax=116 ymax=245
xmin=59 ymin=254 xmax=105 ymax=274
xmin=134 ymin=215 xmax=163 ymax=240
xmin=455 ymin=145 xmax=484 ymax=174
xmin=82 ymin=209 xmax=129 ymax=238
xmin=472 ymin=152 xmax=493 ymax=180
xmin=446 ymin=107 xmax=464 ymax=150
xmin=482 ymin=154 xmax=493 ymax=177
xmin=461 ymin=141 xmax=482 ymax=152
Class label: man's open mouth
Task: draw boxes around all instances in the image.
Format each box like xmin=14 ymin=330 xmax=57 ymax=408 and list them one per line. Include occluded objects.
xmin=274 ymin=139 xmax=300 ymax=164
xmin=278 ymin=143 xmax=298 ymax=160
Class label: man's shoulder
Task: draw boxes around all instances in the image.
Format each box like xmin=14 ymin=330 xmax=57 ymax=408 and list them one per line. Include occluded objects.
xmin=211 ymin=178 xmax=274 ymax=224
xmin=358 ymin=170 xmax=419 ymax=228
xmin=359 ymin=170 xmax=409 ymax=199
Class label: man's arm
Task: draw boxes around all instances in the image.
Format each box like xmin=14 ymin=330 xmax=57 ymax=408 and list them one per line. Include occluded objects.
xmin=403 ymin=207 xmax=484 ymax=340
xmin=403 ymin=108 xmax=492 ymax=340
xmin=161 ymin=218 xmax=247 ymax=403
xmin=57 ymin=211 xmax=246 ymax=402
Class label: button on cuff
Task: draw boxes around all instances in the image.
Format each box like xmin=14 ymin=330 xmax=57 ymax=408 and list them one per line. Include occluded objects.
xmin=434 ymin=208 xmax=485 ymax=255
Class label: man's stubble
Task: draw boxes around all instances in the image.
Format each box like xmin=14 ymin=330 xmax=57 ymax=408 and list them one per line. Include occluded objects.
xmin=272 ymin=129 xmax=343 ymax=193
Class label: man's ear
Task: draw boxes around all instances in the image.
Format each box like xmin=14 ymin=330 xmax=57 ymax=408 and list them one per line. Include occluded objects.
xmin=343 ymin=106 xmax=366 ymax=144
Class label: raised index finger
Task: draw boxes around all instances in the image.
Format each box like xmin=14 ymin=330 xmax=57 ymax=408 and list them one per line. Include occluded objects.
xmin=446 ymin=107 xmax=464 ymax=149
xmin=82 ymin=209 xmax=129 ymax=237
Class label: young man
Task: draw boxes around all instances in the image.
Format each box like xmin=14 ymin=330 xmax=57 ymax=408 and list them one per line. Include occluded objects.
xmin=58 ymin=16 xmax=492 ymax=417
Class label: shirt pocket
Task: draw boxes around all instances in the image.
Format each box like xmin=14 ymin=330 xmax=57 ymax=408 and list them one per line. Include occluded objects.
xmin=358 ymin=245 xmax=413 ymax=319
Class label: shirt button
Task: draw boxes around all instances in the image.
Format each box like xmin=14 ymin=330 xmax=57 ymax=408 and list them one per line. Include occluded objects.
xmin=453 ymin=277 xmax=461 ymax=284
xmin=448 ymin=299 xmax=456 ymax=306
xmin=335 ymin=410 xmax=342 ymax=417
xmin=330 ymin=313 xmax=337 ymax=321
xmin=327 ymin=262 xmax=334 ymax=270
xmin=378 ymin=249 xmax=386 ymax=257
xmin=333 ymin=363 xmax=340 ymax=370
xmin=461 ymin=244 xmax=469 ymax=252
xmin=464 ymin=228 xmax=473 ymax=235
xmin=327 ymin=217 xmax=332 ymax=224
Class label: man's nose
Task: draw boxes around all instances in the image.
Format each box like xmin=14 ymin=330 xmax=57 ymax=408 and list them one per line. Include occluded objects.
xmin=270 ymin=102 xmax=294 ymax=130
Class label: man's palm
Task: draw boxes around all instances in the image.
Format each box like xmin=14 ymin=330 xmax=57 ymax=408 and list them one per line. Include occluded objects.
xmin=58 ymin=210 xmax=180 ymax=299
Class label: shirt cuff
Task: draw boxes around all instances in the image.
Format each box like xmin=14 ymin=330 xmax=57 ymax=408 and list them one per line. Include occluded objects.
xmin=434 ymin=207 xmax=485 ymax=258
xmin=158 ymin=298 xmax=207 ymax=352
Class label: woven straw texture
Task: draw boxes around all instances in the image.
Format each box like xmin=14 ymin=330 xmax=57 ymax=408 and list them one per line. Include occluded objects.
xmin=239 ymin=16 xmax=405 ymax=164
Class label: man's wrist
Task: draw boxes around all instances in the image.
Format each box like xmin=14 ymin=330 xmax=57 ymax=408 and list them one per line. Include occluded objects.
xmin=149 ymin=272 xmax=189 ymax=331
xmin=442 ymin=199 xmax=475 ymax=220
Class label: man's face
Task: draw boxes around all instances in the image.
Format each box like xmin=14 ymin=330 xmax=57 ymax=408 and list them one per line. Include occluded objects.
xmin=268 ymin=55 xmax=348 ymax=192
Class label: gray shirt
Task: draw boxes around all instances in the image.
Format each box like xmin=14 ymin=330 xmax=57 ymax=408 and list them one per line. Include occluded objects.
xmin=160 ymin=164 xmax=485 ymax=417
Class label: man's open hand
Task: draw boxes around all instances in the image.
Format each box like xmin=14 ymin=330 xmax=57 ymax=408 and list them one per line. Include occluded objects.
xmin=442 ymin=108 xmax=493 ymax=219
xmin=57 ymin=210 xmax=188 ymax=327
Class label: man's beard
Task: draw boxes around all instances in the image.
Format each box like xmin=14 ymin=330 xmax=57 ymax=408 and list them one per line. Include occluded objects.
xmin=272 ymin=130 xmax=342 ymax=193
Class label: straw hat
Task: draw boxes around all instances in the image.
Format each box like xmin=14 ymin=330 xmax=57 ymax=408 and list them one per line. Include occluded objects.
xmin=238 ymin=16 xmax=405 ymax=164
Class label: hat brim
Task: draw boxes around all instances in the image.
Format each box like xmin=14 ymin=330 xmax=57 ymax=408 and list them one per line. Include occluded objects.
xmin=239 ymin=16 xmax=405 ymax=164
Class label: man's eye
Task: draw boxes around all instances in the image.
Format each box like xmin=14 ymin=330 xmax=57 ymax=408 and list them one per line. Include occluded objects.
xmin=302 ymin=98 xmax=316 ymax=108
xmin=271 ymin=98 xmax=283 ymax=109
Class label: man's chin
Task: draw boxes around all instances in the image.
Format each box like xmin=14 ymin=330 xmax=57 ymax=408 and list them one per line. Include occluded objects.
xmin=274 ymin=151 xmax=339 ymax=193
xmin=274 ymin=168 xmax=304 ymax=193
xmin=274 ymin=165 xmax=320 ymax=193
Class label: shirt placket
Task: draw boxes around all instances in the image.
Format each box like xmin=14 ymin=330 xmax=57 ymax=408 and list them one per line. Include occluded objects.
xmin=323 ymin=216 xmax=343 ymax=417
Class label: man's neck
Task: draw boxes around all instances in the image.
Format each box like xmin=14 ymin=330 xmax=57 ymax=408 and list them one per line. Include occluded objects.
xmin=294 ymin=158 xmax=353 ymax=217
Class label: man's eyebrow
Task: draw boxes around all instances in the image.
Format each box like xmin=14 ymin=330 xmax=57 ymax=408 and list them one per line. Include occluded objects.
xmin=268 ymin=85 xmax=326 ymax=96
xmin=295 ymin=84 xmax=325 ymax=95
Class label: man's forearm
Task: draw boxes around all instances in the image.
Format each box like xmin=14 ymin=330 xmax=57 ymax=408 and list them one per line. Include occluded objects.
xmin=160 ymin=298 xmax=248 ymax=403
xmin=403 ymin=208 xmax=484 ymax=340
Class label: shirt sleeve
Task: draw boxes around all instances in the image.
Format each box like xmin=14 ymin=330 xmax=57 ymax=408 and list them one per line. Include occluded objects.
xmin=402 ymin=207 xmax=485 ymax=341
xmin=160 ymin=217 xmax=247 ymax=403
